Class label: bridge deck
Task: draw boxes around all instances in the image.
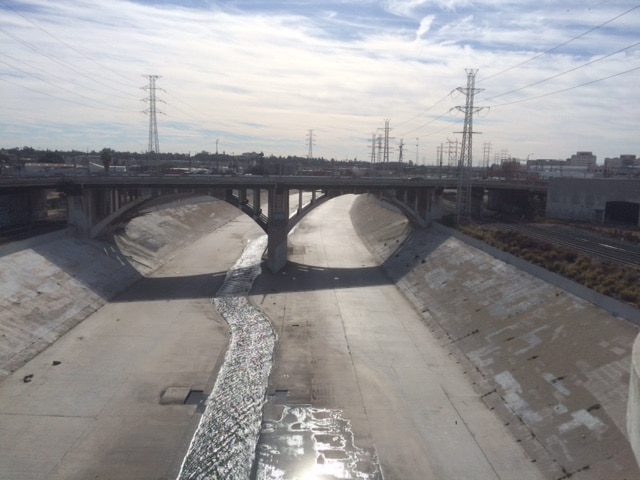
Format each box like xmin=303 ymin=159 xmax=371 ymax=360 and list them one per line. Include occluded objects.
xmin=0 ymin=174 xmax=547 ymax=192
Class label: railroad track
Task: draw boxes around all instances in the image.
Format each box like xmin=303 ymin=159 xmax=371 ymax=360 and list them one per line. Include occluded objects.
xmin=488 ymin=222 xmax=640 ymax=268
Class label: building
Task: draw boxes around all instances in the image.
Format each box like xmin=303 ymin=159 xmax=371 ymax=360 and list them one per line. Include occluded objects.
xmin=567 ymin=151 xmax=596 ymax=167
xmin=604 ymin=154 xmax=638 ymax=169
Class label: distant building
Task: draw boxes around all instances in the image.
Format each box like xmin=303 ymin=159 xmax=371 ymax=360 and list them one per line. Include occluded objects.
xmin=526 ymin=159 xmax=566 ymax=168
xmin=602 ymin=154 xmax=639 ymax=177
xmin=604 ymin=154 xmax=638 ymax=168
xmin=567 ymin=151 xmax=596 ymax=167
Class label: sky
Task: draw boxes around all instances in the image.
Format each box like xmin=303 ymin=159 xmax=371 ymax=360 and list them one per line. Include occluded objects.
xmin=1 ymin=0 xmax=638 ymax=164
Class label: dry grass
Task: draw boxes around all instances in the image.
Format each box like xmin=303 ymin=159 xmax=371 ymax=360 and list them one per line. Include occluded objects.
xmin=460 ymin=225 xmax=640 ymax=308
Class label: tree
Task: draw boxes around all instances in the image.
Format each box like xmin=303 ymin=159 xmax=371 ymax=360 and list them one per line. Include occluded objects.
xmin=101 ymin=148 xmax=112 ymax=174
xmin=501 ymin=159 xmax=523 ymax=179
xmin=39 ymin=151 xmax=64 ymax=163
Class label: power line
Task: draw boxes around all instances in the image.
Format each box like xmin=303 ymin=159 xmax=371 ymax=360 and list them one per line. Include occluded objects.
xmin=393 ymin=92 xmax=451 ymax=129
xmin=396 ymin=108 xmax=454 ymax=138
xmin=479 ymin=3 xmax=640 ymax=83
xmin=482 ymin=40 xmax=640 ymax=102
xmin=0 ymin=56 xmax=135 ymax=111
xmin=0 ymin=0 xmax=140 ymax=90
xmin=0 ymin=75 xmax=136 ymax=112
xmin=395 ymin=5 xmax=639 ymax=149
xmin=0 ymin=26 xmax=139 ymax=99
xmin=490 ymin=64 xmax=640 ymax=109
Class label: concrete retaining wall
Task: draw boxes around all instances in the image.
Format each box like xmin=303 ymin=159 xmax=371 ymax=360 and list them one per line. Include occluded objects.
xmin=439 ymin=220 xmax=640 ymax=469
xmin=546 ymin=177 xmax=640 ymax=225
xmin=351 ymin=193 xmax=640 ymax=477
xmin=435 ymin=223 xmax=640 ymax=326
xmin=629 ymin=335 xmax=640 ymax=467
xmin=0 ymin=197 xmax=243 ymax=380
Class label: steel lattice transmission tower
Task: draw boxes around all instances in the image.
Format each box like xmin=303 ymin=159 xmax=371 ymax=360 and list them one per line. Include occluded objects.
xmin=454 ymin=69 xmax=484 ymax=225
xmin=142 ymin=75 xmax=163 ymax=170
xmin=380 ymin=119 xmax=392 ymax=163
xmin=369 ymin=133 xmax=377 ymax=164
xmin=306 ymin=129 xmax=315 ymax=158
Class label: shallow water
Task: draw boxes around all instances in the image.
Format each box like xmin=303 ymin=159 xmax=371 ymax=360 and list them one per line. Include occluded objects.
xmin=178 ymin=235 xmax=275 ymax=479
xmin=255 ymin=405 xmax=383 ymax=480
xmin=177 ymin=234 xmax=383 ymax=479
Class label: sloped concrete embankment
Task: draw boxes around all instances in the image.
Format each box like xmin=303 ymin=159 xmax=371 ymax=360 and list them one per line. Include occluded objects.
xmin=350 ymin=194 xmax=640 ymax=479
xmin=0 ymin=196 xmax=242 ymax=381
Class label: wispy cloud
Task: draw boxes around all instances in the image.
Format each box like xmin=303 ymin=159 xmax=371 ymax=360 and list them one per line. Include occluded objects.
xmin=1 ymin=0 xmax=638 ymax=162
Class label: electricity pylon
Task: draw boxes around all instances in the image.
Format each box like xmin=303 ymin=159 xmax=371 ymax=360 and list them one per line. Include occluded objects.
xmin=369 ymin=133 xmax=377 ymax=164
xmin=306 ymin=129 xmax=315 ymax=158
xmin=483 ymin=141 xmax=492 ymax=169
xmin=378 ymin=119 xmax=392 ymax=163
xmin=142 ymin=75 xmax=164 ymax=173
xmin=454 ymin=69 xmax=484 ymax=225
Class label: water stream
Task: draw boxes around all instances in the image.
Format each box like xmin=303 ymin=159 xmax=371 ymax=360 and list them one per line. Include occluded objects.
xmin=178 ymin=235 xmax=274 ymax=479
xmin=178 ymin=234 xmax=383 ymax=479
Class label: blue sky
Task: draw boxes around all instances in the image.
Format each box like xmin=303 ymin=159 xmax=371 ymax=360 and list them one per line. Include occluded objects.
xmin=1 ymin=0 xmax=638 ymax=164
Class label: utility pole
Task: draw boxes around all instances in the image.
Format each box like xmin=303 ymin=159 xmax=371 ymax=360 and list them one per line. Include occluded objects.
xmin=142 ymin=75 xmax=164 ymax=174
xmin=306 ymin=129 xmax=315 ymax=159
xmin=454 ymin=69 xmax=484 ymax=225
xmin=415 ymin=138 xmax=419 ymax=165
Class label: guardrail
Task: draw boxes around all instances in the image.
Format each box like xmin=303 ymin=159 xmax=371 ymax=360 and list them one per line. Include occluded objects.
xmin=0 ymin=174 xmax=547 ymax=192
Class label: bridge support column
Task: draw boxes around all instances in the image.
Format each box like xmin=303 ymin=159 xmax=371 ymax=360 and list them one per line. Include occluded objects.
xmin=414 ymin=188 xmax=442 ymax=224
xmin=67 ymin=188 xmax=111 ymax=235
xmin=415 ymin=189 xmax=429 ymax=222
xmin=237 ymin=188 xmax=247 ymax=205
xmin=253 ymin=188 xmax=262 ymax=218
xmin=471 ymin=187 xmax=484 ymax=217
xmin=266 ymin=186 xmax=289 ymax=273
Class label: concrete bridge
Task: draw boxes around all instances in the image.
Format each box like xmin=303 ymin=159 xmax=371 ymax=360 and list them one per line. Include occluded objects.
xmin=1 ymin=174 xmax=549 ymax=272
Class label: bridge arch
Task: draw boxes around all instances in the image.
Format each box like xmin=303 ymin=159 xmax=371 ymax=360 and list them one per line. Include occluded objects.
xmin=61 ymin=179 xmax=444 ymax=273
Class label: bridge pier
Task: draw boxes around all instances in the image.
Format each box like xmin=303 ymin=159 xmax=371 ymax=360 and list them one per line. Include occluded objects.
xmin=416 ymin=187 xmax=443 ymax=223
xmin=266 ymin=186 xmax=290 ymax=273
xmin=237 ymin=188 xmax=247 ymax=205
xmin=471 ymin=187 xmax=484 ymax=217
xmin=390 ymin=187 xmax=443 ymax=226
xmin=252 ymin=188 xmax=262 ymax=218
xmin=68 ymin=188 xmax=108 ymax=235
xmin=67 ymin=187 xmax=144 ymax=236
